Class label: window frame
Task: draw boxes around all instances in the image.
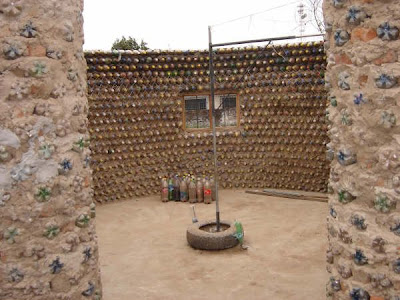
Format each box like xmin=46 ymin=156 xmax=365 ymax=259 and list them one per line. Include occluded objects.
xmin=182 ymin=91 xmax=240 ymax=132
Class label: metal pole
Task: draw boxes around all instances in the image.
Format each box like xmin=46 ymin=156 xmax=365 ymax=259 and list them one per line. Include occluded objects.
xmin=211 ymin=33 xmax=323 ymax=48
xmin=206 ymin=29 xmax=323 ymax=233
xmin=208 ymin=26 xmax=220 ymax=232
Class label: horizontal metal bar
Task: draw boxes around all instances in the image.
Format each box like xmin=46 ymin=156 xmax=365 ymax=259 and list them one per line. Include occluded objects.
xmin=211 ymin=33 xmax=324 ymax=48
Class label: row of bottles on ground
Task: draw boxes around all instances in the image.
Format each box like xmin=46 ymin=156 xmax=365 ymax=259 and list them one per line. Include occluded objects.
xmin=93 ymin=173 xmax=328 ymax=202
xmin=161 ymin=175 xmax=216 ymax=204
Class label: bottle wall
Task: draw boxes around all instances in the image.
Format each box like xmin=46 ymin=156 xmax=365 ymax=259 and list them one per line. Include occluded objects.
xmin=0 ymin=0 xmax=102 ymax=299
xmin=85 ymin=42 xmax=329 ymax=203
xmin=324 ymin=0 xmax=400 ymax=298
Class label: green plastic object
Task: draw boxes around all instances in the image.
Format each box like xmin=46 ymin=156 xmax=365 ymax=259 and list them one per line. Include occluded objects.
xmin=233 ymin=221 xmax=244 ymax=246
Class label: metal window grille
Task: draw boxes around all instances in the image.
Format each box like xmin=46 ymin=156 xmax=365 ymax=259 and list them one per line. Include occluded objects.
xmin=215 ymin=94 xmax=237 ymax=127
xmin=185 ymin=98 xmax=207 ymax=111
xmin=222 ymin=96 xmax=236 ymax=109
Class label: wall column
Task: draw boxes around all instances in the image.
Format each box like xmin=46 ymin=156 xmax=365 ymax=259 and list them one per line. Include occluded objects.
xmin=0 ymin=0 xmax=102 ymax=299
xmin=324 ymin=0 xmax=400 ymax=299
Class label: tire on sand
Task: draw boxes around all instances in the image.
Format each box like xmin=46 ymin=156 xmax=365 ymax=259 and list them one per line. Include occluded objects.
xmin=186 ymin=220 xmax=239 ymax=250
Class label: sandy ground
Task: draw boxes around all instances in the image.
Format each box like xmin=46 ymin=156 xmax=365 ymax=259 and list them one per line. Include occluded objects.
xmin=96 ymin=189 xmax=328 ymax=300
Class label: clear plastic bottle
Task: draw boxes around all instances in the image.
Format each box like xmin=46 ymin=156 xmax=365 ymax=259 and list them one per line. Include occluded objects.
xmin=196 ymin=177 xmax=204 ymax=203
xmin=168 ymin=177 xmax=174 ymax=201
xmin=161 ymin=177 xmax=168 ymax=202
xmin=185 ymin=174 xmax=191 ymax=186
xmin=204 ymin=177 xmax=212 ymax=204
xmin=173 ymin=175 xmax=180 ymax=201
xmin=189 ymin=179 xmax=197 ymax=203
xmin=180 ymin=178 xmax=188 ymax=202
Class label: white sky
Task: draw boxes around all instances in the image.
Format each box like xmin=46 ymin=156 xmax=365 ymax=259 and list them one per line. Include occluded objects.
xmin=83 ymin=0 xmax=323 ymax=51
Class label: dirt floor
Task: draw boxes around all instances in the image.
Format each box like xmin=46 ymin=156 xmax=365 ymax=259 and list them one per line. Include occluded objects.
xmin=96 ymin=189 xmax=328 ymax=300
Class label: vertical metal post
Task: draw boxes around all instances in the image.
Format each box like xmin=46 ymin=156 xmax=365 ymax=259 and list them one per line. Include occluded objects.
xmin=208 ymin=26 xmax=220 ymax=232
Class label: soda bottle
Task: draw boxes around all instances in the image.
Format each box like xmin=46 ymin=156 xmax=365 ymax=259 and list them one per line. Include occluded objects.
xmin=168 ymin=177 xmax=174 ymax=201
xmin=180 ymin=178 xmax=188 ymax=202
xmin=204 ymin=177 xmax=212 ymax=204
xmin=173 ymin=175 xmax=180 ymax=201
xmin=161 ymin=177 xmax=168 ymax=202
xmin=189 ymin=179 xmax=197 ymax=203
xmin=185 ymin=174 xmax=191 ymax=185
xmin=196 ymin=177 xmax=204 ymax=202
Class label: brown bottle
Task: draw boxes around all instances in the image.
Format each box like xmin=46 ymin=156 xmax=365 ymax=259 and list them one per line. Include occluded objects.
xmin=204 ymin=178 xmax=212 ymax=204
xmin=196 ymin=177 xmax=204 ymax=202
xmin=185 ymin=175 xmax=191 ymax=186
xmin=173 ymin=175 xmax=180 ymax=201
xmin=189 ymin=179 xmax=197 ymax=203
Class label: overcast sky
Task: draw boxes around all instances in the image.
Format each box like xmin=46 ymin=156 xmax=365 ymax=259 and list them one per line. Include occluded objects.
xmin=83 ymin=0 xmax=323 ymax=51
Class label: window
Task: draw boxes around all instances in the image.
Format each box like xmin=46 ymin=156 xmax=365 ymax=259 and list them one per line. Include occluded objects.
xmin=183 ymin=94 xmax=238 ymax=130
xmin=184 ymin=95 xmax=210 ymax=129
xmin=215 ymin=94 xmax=237 ymax=127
